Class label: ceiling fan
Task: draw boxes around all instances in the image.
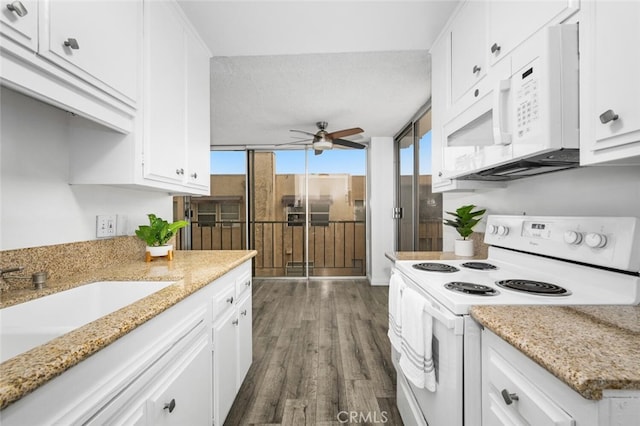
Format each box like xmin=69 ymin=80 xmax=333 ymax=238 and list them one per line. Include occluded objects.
xmin=289 ymin=121 xmax=365 ymax=155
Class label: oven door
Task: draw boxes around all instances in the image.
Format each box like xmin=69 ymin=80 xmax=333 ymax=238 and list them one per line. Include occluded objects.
xmin=392 ymin=272 xmax=466 ymax=426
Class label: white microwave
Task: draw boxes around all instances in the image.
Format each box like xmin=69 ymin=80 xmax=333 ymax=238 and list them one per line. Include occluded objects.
xmin=441 ymin=24 xmax=579 ymax=181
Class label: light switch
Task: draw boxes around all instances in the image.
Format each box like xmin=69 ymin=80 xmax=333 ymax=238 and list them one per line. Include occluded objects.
xmin=96 ymin=215 xmax=117 ymax=238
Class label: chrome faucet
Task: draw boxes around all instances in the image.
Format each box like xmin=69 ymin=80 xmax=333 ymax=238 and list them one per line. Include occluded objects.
xmin=0 ymin=266 xmax=47 ymax=289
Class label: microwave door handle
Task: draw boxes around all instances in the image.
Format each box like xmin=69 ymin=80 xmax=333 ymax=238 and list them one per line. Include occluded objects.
xmin=493 ymin=79 xmax=513 ymax=145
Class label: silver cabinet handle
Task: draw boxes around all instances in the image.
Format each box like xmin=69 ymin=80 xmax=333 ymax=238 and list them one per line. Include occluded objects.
xmin=491 ymin=42 xmax=501 ymax=54
xmin=232 ymin=318 xmax=239 ymax=326
xmin=64 ymin=38 xmax=79 ymax=50
xmin=599 ymin=109 xmax=619 ymax=124
xmin=190 ymin=172 xmax=197 ymax=179
xmin=501 ymin=389 xmax=519 ymax=405
xmin=472 ymin=65 xmax=481 ymax=74
xmin=241 ymin=309 xmax=247 ymax=316
xmin=175 ymin=168 xmax=184 ymax=175
xmin=226 ymin=296 xmax=234 ymax=304
xmin=163 ymin=398 xmax=176 ymax=413
xmin=245 ymin=281 xmax=251 ymax=287
xmin=6 ymin=1 xmax=27 ymax=17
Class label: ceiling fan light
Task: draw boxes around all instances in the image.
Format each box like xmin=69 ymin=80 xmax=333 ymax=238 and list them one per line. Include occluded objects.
xmin=313 ymin=137 xmax=333 ymax=150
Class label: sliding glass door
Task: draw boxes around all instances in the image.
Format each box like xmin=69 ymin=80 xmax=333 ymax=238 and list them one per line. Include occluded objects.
xmin=250 ymin=148 xmax=366 ymax=278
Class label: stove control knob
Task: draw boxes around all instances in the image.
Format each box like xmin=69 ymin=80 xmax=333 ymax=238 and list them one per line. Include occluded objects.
xmin=585 ymin=233 xmax=607 ymax=248
xmin=563 ymin=231 xmax=583 ymax=245
xmin=488 ymin=224 xmax=498 ymax=235
xmin=497 ymin=225 xmax=509 ymax=236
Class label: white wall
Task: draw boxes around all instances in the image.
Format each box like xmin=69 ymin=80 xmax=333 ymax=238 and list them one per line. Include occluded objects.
xmin=0 ymin=88 xmax=172 ymax=250
xmin=367 ymin=136 xmax=395 ymax=285
xmin=442 ymin=165 xmax=640 ymax=250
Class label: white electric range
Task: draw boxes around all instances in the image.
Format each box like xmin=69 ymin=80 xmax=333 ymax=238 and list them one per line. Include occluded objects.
xmin=391 ymin=215 xmax=640 ymax=426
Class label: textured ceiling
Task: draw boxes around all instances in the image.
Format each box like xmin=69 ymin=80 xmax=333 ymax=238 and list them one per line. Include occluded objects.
xmin=177 ymin=1 xmax=459 ymax=149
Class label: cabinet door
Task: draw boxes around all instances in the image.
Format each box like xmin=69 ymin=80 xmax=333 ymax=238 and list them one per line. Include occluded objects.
xmin=143 ymin=0 xmax=187 ymax=185
xmin=185 ymin=29 xmax=211 ymax=191
xmin=40 ymin=0 xmax=140 ymax=105
xmin=213 ymin=307 xmax=239 ymax=426
xmin=591 ymin=1 xmax=640 ymax=157
xmin=487 ymin=0 xmax=578 ymax=65
xmin=236 ymin=294 xmax=252 ymax=390
xmin=146 ymin=332 xmax=211 ymax=426
xmin=450 ymin=0 xmax=486 ymax=105
xmin=0 ymin=0 xmax=37 ymax=51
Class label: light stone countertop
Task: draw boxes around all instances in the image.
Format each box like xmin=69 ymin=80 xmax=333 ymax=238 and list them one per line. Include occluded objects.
xmin=0 ymin=250 xmax=256 ymax=410
xmin=471 ymin=305 xmax=640 ymax=400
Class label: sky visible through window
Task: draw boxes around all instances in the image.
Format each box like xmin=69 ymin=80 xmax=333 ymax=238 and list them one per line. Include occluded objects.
xmin=210 ymin=131 xmax=432 ymax=176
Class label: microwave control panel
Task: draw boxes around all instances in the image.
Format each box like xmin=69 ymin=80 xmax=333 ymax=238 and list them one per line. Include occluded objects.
xmin=514 ymin=58 xmax=541 ymax=141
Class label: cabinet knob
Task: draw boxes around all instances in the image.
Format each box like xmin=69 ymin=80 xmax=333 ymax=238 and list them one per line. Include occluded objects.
xmin=232 ymin=318 xmax=239 ymax=326
xmin=599 ymin=109 xmax=619 ymax=124
xmin=438 ymin=171 xmax=443 ymax=177
xmin=241 ymin=309 xmax=247 ymax=316
xmin=64 ymin=38 xmax=80 ymax=50
xmin=163 ymin=398 xmax=176 ymax=413
xmin=175 ymin=168 xmax=184 ymax=175
xmin=501 ymin=389 xmax=519 ymax=405
xmin=490 ymin=42 xmax=501 ymax=54
xmin=6 ymin=1 xmax=27 ymax=17
xmin=226 ymin=296 xmax=234 ymax=304
xmin=190 ymin=172 xmax=197 ymax=179
xmin=472 ymin=65 xmax=481 ymax=74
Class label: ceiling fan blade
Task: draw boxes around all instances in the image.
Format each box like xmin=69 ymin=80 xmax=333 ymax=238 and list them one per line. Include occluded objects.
xmin=333 ymin=139 xmax=366 ymax=149
xmin=290 ymin=129 xmax=318 ymax=137
xmin=275 ymin=138 xmax=312 ymax=146
xmin=327 ymin=127 xmax=364 ymax=139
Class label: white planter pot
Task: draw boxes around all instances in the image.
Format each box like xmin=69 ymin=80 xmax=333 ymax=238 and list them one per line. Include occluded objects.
xmin=454 ymin=239 xmax=474 ymax=257
xmin=146 ymin=244 xmax=172 ymax=257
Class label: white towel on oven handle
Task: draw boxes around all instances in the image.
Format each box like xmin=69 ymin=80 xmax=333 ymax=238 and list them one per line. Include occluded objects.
xmin=398 ymin=287 xmax=437 ymax=392
xmin=387 ymin=271 xmax=405 ymax=352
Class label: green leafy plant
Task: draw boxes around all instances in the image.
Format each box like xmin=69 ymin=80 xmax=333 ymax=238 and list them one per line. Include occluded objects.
xmin=444 ymin=204 xmax=486 ymax=240
xmin=135 ymin=214 xmax=188 ymax=247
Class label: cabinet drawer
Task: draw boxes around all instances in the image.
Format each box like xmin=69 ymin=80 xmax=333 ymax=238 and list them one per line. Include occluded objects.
xmin=235 ymin=271 xmax=252 ymax=300
xmin=214 ymin=285 xmax=236 ymax=320
xmin=484 ymin=346 xmax=573 ymax=426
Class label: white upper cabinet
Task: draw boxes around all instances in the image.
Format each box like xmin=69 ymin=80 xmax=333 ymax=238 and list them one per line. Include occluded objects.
xmin=450 ymin=0 xmax=487 ymax=107
xmin=0 ymin=0 xmax=140 ymax=133
xmin=0 ymin=0 xmax=37 ymax=51
xmin=69 ymin=0 xmax=211 ymax=195
xmin=143 ymin=0 xmax=211 ymax=191
xmin=580 ymin=0 xmax=640 ymax=165
xmin=39 ymin=0 xmax=139 ymax=106
xmin=487 ymin=0 xmax=579 ymax=66
xmin=143 ymin=0 xmax=188 ymax=186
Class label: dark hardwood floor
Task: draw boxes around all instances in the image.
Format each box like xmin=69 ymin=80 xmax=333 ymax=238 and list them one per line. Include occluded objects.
xmin=224 ymin=279 xmax=402 ymax=425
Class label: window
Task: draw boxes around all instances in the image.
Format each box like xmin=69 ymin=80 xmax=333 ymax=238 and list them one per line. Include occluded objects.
xmin=197 ymin=202 xmax=217 ymax=227
xmin=196 ymin=202 xmax=241 ymax=227
xmin=354 ymin=200 xmax=365 ymax=222
xmin=220 ymin=203 xmax=240 ymax=226
xmin=286 ymin=203 xmax=330 ymax=226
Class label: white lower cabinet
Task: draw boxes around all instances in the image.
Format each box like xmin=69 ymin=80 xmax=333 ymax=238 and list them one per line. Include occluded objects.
xmin=212 ymin=267 xmax=253 ymax=425
xmin=482 ymin=328 xmax=640 ymax=426
xmin=0 ymin=260 xmax=253 ymax=426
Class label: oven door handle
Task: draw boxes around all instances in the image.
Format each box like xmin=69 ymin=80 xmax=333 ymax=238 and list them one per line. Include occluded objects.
xmin=423 ymin=299 xmax=464 ymax=335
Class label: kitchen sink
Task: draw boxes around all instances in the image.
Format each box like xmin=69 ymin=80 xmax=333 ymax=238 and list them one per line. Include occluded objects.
xmin=0 ymin=281 xmax=174 ymax=363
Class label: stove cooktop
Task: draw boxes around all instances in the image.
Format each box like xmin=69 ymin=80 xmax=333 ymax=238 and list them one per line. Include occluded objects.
xmin=394 ymin=247 xmax=640 ymax=315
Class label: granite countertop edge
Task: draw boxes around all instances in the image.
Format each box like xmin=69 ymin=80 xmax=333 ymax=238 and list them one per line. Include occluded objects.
xmin=0 ymin=250 xmax=257 ymax=410
xmin=471 ymin=305 xmax=640 ymax=400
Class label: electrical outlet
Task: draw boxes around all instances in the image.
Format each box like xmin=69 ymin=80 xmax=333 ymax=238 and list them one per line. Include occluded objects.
xmin=117 ymin=214 xmax=128 ymax=236
xmin=96 ymin=215 xmax=117 ymax=238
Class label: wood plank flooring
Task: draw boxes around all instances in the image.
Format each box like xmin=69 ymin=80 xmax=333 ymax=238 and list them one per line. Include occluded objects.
xmin=224 ymin=279 xmax=402 ymax=425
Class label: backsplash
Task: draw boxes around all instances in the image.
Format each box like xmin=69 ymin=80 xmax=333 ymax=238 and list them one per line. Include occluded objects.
xmin=0 ymin=237 xmax=147 ymax=291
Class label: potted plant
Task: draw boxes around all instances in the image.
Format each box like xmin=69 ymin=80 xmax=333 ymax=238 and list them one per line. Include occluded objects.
xmin=135 ymin=214 xmax=188 ymax=259
xmin=444 ymin=204 xmax=486 ymax=256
